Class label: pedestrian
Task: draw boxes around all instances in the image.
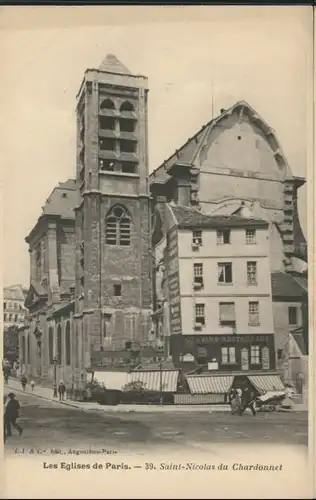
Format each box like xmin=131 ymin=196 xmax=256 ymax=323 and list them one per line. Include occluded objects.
xmin=58 ymin=380 xmax=66 ymax=401
xmin=5 ymin=393 xmax=23 ymax=437
xmin=20 ymin=375 xmax=27 ymax=391
xmin=30 ymin=380 xmax=35 ymax=392
xmin=240 ymin=386 xmax=256 ymax=416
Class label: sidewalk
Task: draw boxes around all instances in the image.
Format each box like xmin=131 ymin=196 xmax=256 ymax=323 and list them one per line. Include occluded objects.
xmin=4 ymin=378 xmax=307 ymax=413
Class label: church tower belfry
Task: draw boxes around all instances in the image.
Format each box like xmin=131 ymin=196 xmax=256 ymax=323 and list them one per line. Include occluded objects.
xmin=74 ymin=54 xmax=151 ymax=372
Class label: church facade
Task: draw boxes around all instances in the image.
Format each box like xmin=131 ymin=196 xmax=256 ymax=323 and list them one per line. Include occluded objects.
xmin=20 ymin=55 xmax=308 ymax=394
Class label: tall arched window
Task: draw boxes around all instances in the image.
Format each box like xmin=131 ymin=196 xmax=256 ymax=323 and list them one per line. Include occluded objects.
xmin=48 ymin=327 xmax=54 ymax=365
xmin=100 ymin=98 xmax=115 ymax=110
xmin=65 ymin=321 xmax=71 ymax=366
xmin=105 ymin=205 xmax=131 ymax=246
xmin=27 ymin=335 xmax=30 ymax=364
xmin=120 ymin=101 xmax=134 ymax=112
xmin=57 ymin=324 xmax=62 ymax=364
xmin=22 ymin=336 xmax=26 ymax=364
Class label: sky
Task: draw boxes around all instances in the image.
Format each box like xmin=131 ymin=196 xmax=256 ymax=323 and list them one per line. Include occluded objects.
xmin=0 ymin=6 xmax=312 ymax=287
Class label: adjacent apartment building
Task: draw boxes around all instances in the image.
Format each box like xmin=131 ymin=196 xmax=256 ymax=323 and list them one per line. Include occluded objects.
xmin=151 ymin=201 xmax=283 ymax=395
xmin=3 ymin=285 xmax=27 ymax=330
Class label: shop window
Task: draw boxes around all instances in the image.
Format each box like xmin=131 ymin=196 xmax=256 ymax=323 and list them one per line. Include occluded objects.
xmin=250 ymin=345 xmax=260 ymax=364
xmin=221 ymin=347 xmax=236 ymax=364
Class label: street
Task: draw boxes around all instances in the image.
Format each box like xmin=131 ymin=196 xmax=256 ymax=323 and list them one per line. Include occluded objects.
xmin=3 ymin=390 xmax=308 ymax=456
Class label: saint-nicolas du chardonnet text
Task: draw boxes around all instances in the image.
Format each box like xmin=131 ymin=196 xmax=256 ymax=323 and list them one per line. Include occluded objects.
xmin=43 ymin=461 xmax=283 ymax=472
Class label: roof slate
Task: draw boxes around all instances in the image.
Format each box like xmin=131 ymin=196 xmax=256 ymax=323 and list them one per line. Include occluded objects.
xmin=42 ymin=179 xmax=76 ymax=219
xmin=271 ymin=272 xmax=307 ymax=299
xmin=170 ymin=204 xmax=268 ymax=229
xmin=99 ymin=54 xmax=131 ymax=75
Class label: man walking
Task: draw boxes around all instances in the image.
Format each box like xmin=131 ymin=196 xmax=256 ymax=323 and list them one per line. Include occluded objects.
xmin=5 ymin=393 xmax=23 ymax=437
xmin=58 ymin=380 xmax=66 ymax=401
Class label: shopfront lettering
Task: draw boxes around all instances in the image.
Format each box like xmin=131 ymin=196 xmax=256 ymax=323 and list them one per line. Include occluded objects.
xmin=183 ymin=334 xmax=269 ymax=346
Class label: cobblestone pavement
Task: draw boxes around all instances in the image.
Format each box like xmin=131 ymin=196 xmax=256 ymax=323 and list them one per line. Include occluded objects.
xmin=3 ymin=390 xmax=308 ymax=457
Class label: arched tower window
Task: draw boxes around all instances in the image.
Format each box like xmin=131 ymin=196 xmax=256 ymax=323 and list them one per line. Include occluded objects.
xmin=120 ymin=101 xmax=134 ymax=112
xmin=100 ymin=98 xmax=115 ymax=110
xmin=57 ymin=324 xmax=62 ymax=364
xmin=65 ymin=321 xmax=71 ymax=366
xmin=105 ymin=205 xmax=131 ymax=246
xmin=48 ymin=327 xmax=54 ymax=365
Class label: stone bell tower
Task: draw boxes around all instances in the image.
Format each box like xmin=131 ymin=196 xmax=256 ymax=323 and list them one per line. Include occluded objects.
xmin=74 ymin=54 xmax=152 ymax=373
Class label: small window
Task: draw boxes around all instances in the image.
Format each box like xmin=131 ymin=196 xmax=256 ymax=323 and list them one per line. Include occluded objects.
xmin=247 ymin=261 xmax=257 ymax=285
xmin=221 ymin=347 xmax=236 ymax=364
xmin=246 ymin=228 xmax=256 ymax=244
xmin=193 ymin=263 xmax=203 ymax=287
xmin=120 ymin=139 xmax=136 ymax=153
xmin=14 ymin=314 xmax=18 ymax=322
xmin=218 ymin=262 xmax=233 ymax=284
xmin=119 ymin=118 xmax=135 ymax=133
xmin=4 ymin=302 xmax=6 ymax=310
xmin=100 ymin=138 xmax=116 ymax=151
xmin=250 ymin=345 xmax=260 ymax=364
xmin=195 ymin=303 xmax=205 ymax=325
xmin=100 ymin=159 xmax=115 ymax=171
xmin=248 ymin=301 xmax=260 ymax=325
xmin=217 ymin=229 xmax=230 ymax=244
xmin=4 ymin=313 xmax=7 ymax=321
xmin=277 ymin=349 xmax=283 ymax=360
xmin=114 ymin=284 xmax=122 ymax=297
xmin=99 ymin=116 xmax=116 ymax=130
xmin=121 ymin=162 xmax=137 ymax=174
xmin=192 ymin=230 xmax=202 ymax=246
xmin=288 ymin=306 xmax=298 ymax=325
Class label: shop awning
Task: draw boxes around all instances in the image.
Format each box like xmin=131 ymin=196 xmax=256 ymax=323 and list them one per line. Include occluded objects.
xmin=93 ymin=371 xmax=129 ymax=391
xmin=248 ymin=375 xmax=285 ymax=395
xmin=129 ymin=370 xmax=179 ymax=392
xmin=186 ymin=375 xmax=234 ymax=395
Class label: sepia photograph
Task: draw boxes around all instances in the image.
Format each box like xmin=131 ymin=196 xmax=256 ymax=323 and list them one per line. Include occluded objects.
xmin=1 ymin=5 xmax=313 ymax=499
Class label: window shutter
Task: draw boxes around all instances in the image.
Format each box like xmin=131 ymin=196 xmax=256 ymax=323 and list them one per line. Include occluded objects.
xmin=219 ymin=302 xmax=236 ymax=322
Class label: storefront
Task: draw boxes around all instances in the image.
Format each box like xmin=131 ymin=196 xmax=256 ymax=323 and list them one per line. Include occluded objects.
xmin=170 ymin=333 xmax=276 ymax=372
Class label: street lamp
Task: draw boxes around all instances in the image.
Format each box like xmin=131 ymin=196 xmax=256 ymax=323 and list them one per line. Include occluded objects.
xmin=53 ymin=356 xmax=58 ymax=398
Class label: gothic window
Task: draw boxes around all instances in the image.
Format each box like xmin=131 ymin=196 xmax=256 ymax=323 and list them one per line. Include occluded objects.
xmin=65 ymin=321 xmax=71 ymax=366
xmin=48 ymin=327 xmax=54 ymax=365
xmin=57 ymin=324 xmax=62 ymax=364
xmin=27 ymin=335 xmax=30 ymax=363
xmin=105 ymin=205 xmax=131 ymax=246
xmin=22 ymin=336 xmax=26 ymax=364
xmin=100 ymin=98 xmax=115 ymax=110
xmin=120 ymin=101 xmax=134 ymax=112
xmin=35 ymin=245 xmax=41 ymax=277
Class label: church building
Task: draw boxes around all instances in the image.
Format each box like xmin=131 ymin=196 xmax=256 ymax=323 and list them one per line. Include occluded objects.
xmin=21 ymin=55 xmax=308 ymax=397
